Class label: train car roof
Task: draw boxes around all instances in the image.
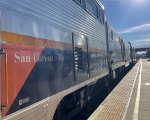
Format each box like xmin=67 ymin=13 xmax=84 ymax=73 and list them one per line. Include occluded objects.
xmin=96 ymin=0 xmax=105 ymax=10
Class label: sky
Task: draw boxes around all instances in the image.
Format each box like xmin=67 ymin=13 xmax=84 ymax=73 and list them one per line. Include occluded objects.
xmin=100 ymin=0 xmax=150 ymax=48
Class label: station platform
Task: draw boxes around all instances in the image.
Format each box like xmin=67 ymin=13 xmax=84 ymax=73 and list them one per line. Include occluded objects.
xmin=88 ymin=59 xmax=150 ymax=120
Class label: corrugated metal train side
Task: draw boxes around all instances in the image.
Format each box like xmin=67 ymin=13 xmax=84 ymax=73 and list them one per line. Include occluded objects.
xmin=0 ymin=0 xmax=108 ymax=120
xmin=0 ymin=0 xmax=133 ymax=120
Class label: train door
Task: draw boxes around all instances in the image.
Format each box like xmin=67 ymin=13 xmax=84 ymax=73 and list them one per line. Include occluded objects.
xmin=73 ymin=33 xmax=90 ymax=83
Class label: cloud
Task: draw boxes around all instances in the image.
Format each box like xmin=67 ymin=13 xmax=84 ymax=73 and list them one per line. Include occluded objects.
xmin=107 ymin=0 xmax=130 ymax=1
xmin=131 ymin=38 xmax=150 ymax=43
xmin=107 ymin=0 xmax=148 ymax=4
xmin=120 ymin=24 xmax=150 ymax=34
xmin=106 ymin=0 xmax=133 ymax=4
xmin=131 ymin=38 xmax=150 ymax=47
xmin=106 ymin=0 xmax=127 ymax=4
xmin=142 ymin=34 xmax=150 ymax=37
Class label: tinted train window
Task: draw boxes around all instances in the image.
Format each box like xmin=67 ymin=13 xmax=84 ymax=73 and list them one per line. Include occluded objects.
xmin=74 ymin=0 xmax=86 ymax=9
xmin=86 ymin=0 xmax=98 ymax=18
xmin=111 ymin=31 xmax=113 ymax=40
xmin=74 ymin=0 xmax=81 ymax=4
xmin=81 ymin=0 xmax=86 ymax=9
xmin=99 ymin=9 xmax=104 ymax=24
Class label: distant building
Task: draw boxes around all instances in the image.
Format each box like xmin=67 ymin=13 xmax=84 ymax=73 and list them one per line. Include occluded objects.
xmin=146 ymin=49 xmax=150 ymax=59
xmin=136 ymin=51 xmax=146 ymax=59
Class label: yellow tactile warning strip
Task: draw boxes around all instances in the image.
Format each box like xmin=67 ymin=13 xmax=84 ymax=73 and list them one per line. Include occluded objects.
xmin=88 ymin=61 xmax=141 ymax=120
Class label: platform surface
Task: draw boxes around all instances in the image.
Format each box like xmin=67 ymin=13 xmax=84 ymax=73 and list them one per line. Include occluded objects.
xmin=88 ymin=59 xmax=150 ymax=120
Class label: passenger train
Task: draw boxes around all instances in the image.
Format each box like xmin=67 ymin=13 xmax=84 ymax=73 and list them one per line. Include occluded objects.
xmin=0 ymin=0 xmax=134 ymax=120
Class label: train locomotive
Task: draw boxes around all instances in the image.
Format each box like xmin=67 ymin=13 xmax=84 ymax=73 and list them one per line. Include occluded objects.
xmin=0 ymin=0 xmax=134 ymax=120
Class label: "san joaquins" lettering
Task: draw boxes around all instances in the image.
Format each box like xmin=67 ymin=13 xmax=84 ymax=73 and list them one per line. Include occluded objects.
xmin=15 ymin=52 xmax=66 ymax=63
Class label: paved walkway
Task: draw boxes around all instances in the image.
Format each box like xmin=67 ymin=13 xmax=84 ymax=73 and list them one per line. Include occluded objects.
xmin=88 ymin=59 xmax=150 ymax=120
xmin=125 ymin=59 xmax=150 ymax=120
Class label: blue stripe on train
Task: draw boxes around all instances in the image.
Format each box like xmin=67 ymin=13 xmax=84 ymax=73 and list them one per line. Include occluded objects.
xmin=7 ymin=48 xmax=74 ymax=115
xmin=7 ymin=47 xmax=108 ymax=115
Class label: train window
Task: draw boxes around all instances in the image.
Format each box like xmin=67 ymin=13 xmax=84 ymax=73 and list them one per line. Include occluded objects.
xmin=74 ymin=0 xmax=81 ymax=5
xmin=101 ymin=11 xmax=104 ymax=24
xmin=73 ymin=0 xmax=86 ymax=9
xmin=86 ymin=0 xmax=98 ymax=18
xmin=119 ymin=37 xmax=123 ymax=44
xmin=99 ymin=9 xmax=104 ymax=24
xmin=111 ymin=31 xmax=113 ymax=40
xmin=81 ymin=0 xmax=86 ymax=9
